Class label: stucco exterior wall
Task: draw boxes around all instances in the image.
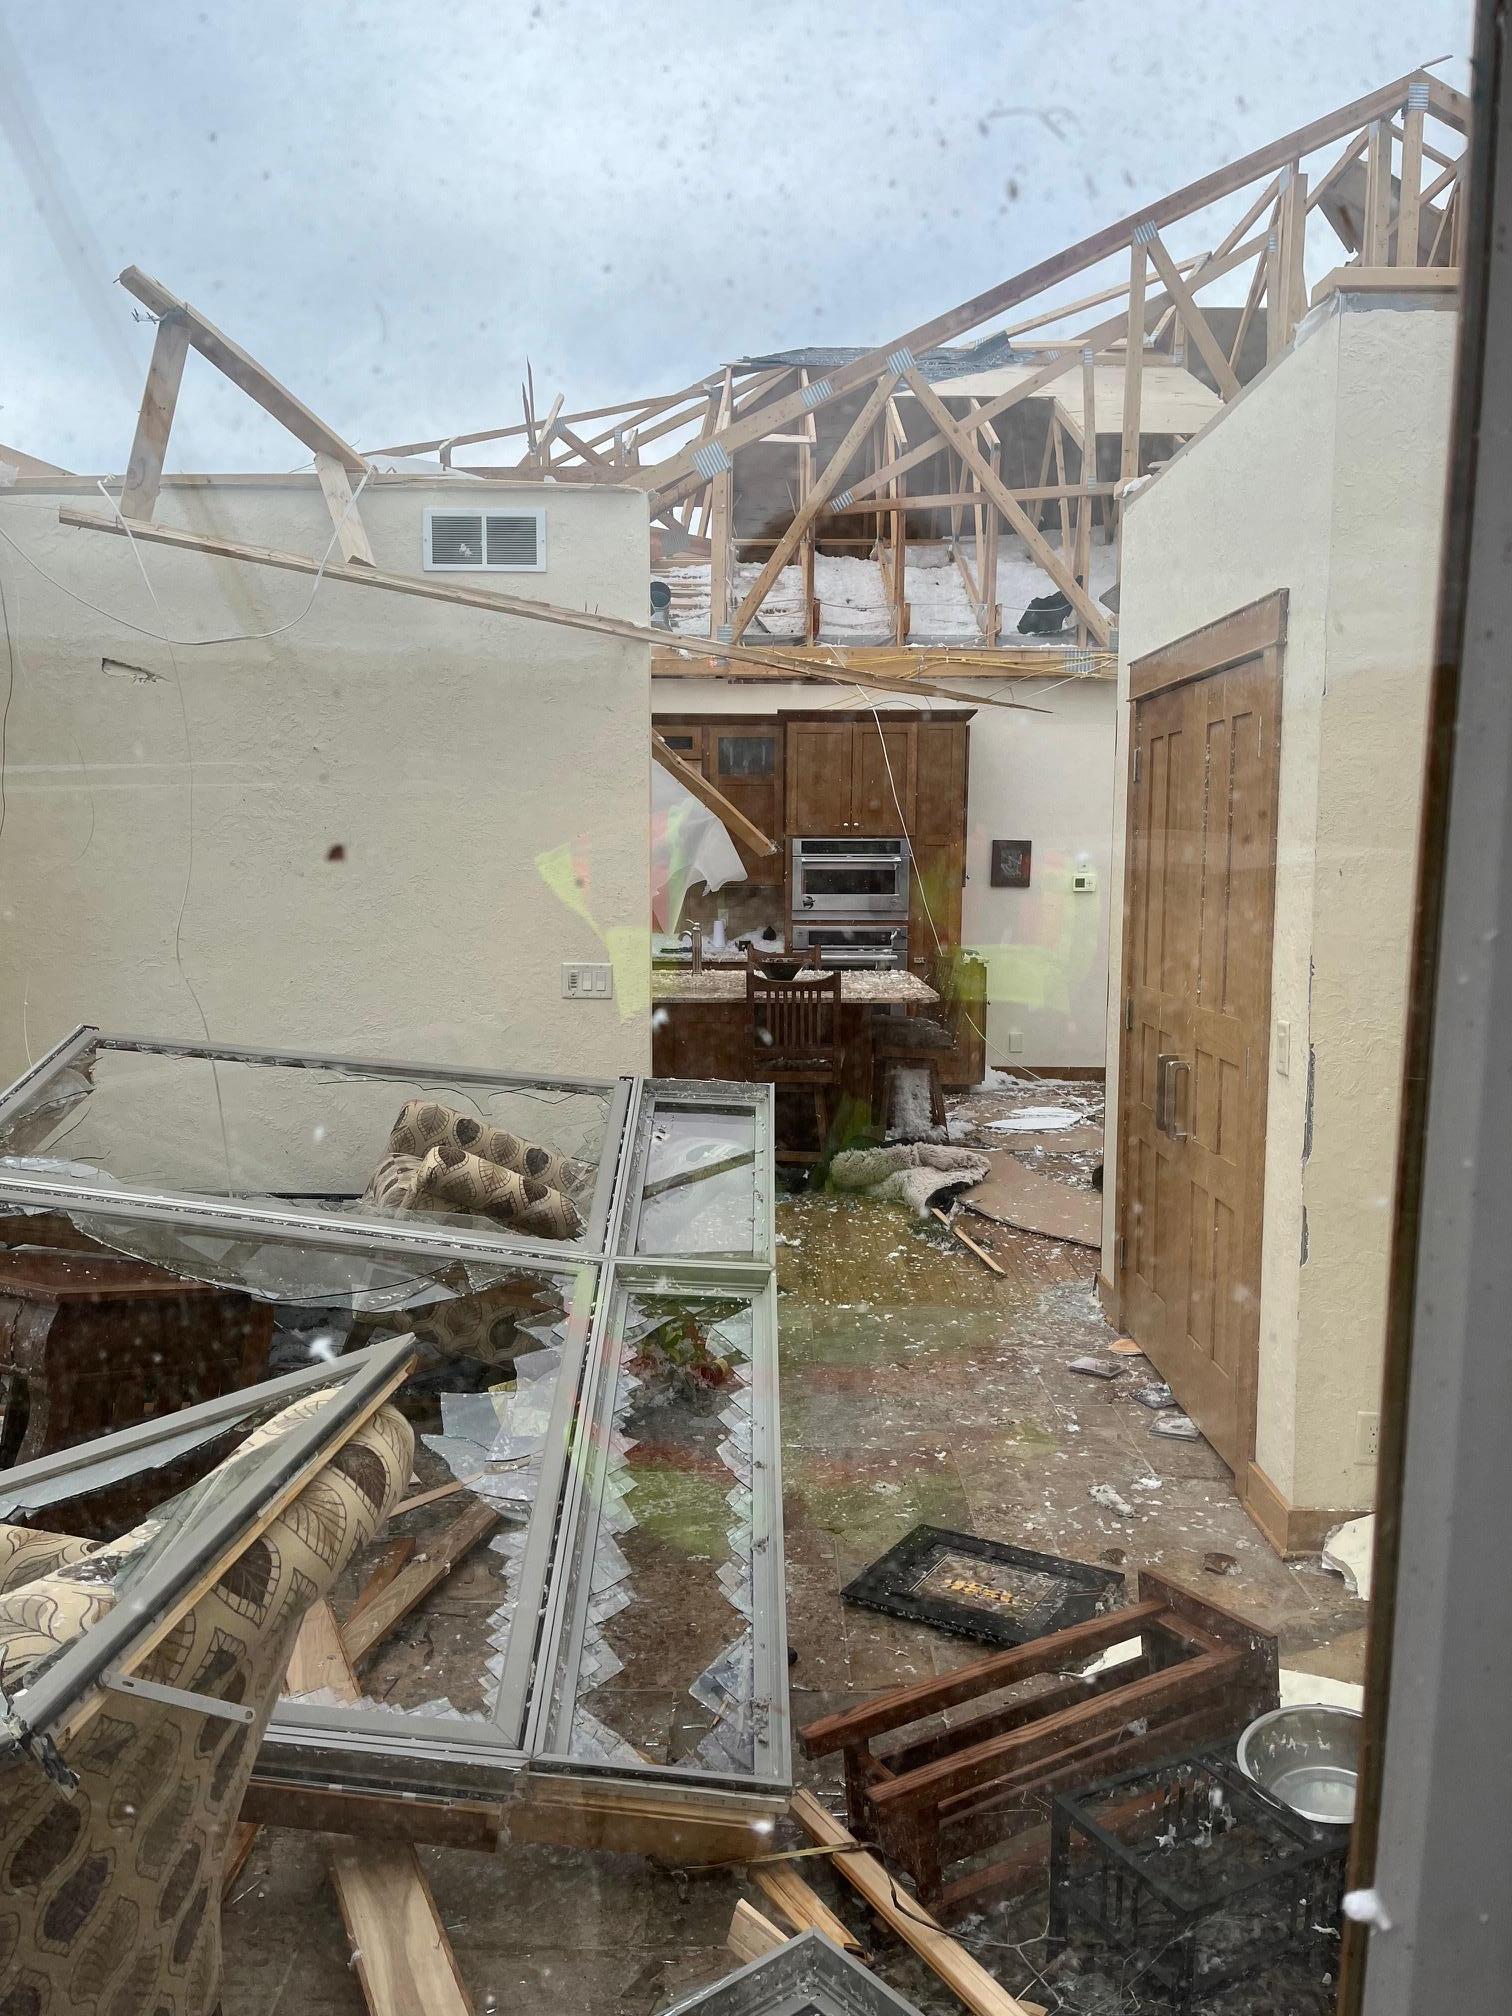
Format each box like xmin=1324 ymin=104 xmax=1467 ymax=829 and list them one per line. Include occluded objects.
xmin=0 ymin=476 xmax=651 ymax=1088
xmin=1104 ymin=299 xmax=1454 ymax=1516
xmin=651 ymin=675 xmax=1115 ymax=1071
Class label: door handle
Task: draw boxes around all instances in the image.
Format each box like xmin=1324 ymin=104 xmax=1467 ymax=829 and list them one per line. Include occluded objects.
xmin=1155 ymin=1054 xmax=1190 ymax=1140
xmin=1169 ymin=1058 xmax=1190 ymax=1141
xmin=1161 ymin=1056 xmax=1185 ymax=1137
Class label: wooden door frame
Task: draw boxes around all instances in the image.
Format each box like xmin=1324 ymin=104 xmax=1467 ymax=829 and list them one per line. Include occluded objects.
xmin=1113 ymin=588 xmax=1288 ymax=1485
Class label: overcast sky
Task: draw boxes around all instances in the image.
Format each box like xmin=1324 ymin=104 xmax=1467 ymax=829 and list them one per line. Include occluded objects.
xmin=0 ymin=1 xmax=1474 ymax=474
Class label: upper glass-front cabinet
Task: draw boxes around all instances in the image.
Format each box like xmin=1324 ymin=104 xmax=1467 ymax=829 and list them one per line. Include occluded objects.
xmin=0 ymin=1031 xmax=781 ymax=1807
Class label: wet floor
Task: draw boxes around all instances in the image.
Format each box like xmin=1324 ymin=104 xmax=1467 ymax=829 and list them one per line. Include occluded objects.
xmin=222 ymin=1081 xmax=1366 ymax=2015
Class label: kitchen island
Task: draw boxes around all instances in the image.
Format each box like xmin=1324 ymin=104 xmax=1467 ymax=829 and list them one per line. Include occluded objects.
xmin=651 ymin=967 xmax=942 ymax=1118
xmin=652 ymin=968 xmax=939 ymax=1007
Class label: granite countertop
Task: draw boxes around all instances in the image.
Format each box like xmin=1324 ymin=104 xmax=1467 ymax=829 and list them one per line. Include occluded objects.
xmin=651 ymin=968 xmax=940 ymax=1006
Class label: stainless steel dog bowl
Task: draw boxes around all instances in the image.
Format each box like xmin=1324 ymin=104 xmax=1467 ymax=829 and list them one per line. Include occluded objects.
xmin=1237 ymin=1703 xmax=1361 ymax=1826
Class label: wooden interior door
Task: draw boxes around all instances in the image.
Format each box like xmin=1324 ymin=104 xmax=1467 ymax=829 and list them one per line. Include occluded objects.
xmin=1117 ymin=594 xmax=1285 ymax=1476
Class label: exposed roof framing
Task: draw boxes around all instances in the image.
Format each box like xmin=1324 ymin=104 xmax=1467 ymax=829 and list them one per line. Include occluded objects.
xmin=416 ymin=66 xmax=1460 ymax=663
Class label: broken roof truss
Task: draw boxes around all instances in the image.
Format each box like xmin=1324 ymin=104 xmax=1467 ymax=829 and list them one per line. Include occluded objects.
xmin=49 ymin=66 xmax=1467 ymax=697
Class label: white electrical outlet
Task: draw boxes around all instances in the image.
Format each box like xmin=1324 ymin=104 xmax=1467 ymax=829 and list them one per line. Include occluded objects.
xmin=1355 ymin=1411 xmax=1380 ymax=1464
xmin=562 ymin=962 xmax=613 ymax=1000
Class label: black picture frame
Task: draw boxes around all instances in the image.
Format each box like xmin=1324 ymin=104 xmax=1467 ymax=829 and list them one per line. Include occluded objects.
xmin=841 ymin=1523 xmax=1124 ymax=1648
xmin=991 ymin=839 xmax=1032 ymax=888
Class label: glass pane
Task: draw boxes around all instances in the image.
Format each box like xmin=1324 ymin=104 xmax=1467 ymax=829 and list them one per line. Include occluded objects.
xmin=0 ymin=1042 xmax=610 ymax=1249
xmin=633 ymin=1105 xmax=758 ymax=1257
xmin=552 ymin=1293 xmax=766 ymax=1776
xmin=285 ymin=1273 xmax=574 ymax=1724
xmin=716 ymin=734 xmax=774 ymax=778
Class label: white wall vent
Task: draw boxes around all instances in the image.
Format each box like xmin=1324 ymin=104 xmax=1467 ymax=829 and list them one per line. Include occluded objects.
xmin=422 ymin=506 xmax=546 ymax=572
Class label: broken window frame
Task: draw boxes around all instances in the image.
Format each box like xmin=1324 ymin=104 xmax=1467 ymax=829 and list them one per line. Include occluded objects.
xmin=0 ymin=1032 xmax=784 ymax=1805
xmin=0 ymin=1332 xmax=417 ymax=1770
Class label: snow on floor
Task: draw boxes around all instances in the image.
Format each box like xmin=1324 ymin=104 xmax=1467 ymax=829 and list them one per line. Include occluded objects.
xmin=659 ymin=537 xmax=1117 ymax=646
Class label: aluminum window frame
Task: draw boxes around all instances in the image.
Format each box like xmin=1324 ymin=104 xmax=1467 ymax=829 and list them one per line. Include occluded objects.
xmin=0 ymin=1028 xmax=788 ymax=1800
xmin=0 ymin=1332 xmax=417 ymax=1765
xmin=0 ymin=1028 xmax=630 ymax=1268
xmin=528 ymin=1261 xmax=788 ymax=1791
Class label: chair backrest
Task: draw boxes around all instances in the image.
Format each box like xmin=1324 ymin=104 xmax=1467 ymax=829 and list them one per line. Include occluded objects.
xmin=748 ymin=968 xmax=842 ymax=1071
xmin=0 ymin=1393 xmax=413 ymax=2016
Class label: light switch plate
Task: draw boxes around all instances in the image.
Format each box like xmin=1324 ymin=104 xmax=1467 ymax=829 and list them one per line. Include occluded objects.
xmin=562 ymin=962 xmax=613 ymax=1000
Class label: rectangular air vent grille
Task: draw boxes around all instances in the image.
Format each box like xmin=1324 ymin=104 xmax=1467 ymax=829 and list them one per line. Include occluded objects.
xmin=423 ymin=507 xmax=546 ymax=572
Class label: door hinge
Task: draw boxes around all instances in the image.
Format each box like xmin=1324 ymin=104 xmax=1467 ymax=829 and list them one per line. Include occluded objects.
xmin=1133 ymin=745 xmax=1142 ymax=784
xmin=1118 ymin=1235 xmax=1128 ymax=1270
xmin=1124 ymin=996 xmax=1134 ymax=1033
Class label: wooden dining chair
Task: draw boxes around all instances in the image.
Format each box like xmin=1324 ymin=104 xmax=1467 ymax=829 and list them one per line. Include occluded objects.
xmin=747 ymin=968 xmax=842 ymax=1165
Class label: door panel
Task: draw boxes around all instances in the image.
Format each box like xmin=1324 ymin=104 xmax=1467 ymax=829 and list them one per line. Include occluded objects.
xmin=914 ymin=719 xmax=968 ymax=845
xmin=786 ymin=722 xmax=851 ymax=832
xmin=1117 ymin=610 xmax=1283 ymax=1476
xmin=851 ymin=723 xmax=916 ymax=835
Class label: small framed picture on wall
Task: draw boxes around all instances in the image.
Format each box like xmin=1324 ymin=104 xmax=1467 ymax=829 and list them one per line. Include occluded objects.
xmin=991 ymin=839 xmax=1032 ymax=888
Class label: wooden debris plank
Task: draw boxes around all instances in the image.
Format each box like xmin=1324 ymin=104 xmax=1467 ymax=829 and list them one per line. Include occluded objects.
xmin=931 ymin=1206 xmax=1007 ymax=1277
xmin=221 ymin=1821 xmax=259 ymax=1897
xmin=57 ymin=506 xmax=1038 ymax=715
xmin=121 ymin=314 xmax=191 ymax=521
xmin=344 ymin=1537 xmax=417 ymax=1626
xmin=331 ymin=1839 xmax=475 ymax=2016
xmin=294 ymin=1602 xmax=476 ymax=2015
xmin=117 ymin=266 xmax=367 ymax=475
xmin=753 ymin=1862 xmax=863 ymax=1951
xmin=343 ymin=1496 xmax=503 ymax=1665
xmin=285 ymin=1593 xmax=355 ymax=1696
xmin=653 ymin=735 xmax=778 ymax=856
xmin=728 ymin=1899 xmax=790 ymax=1964
xmin=313 ymin=451 xmax=377 ymax=567
xmin=791 ymin=1789 xmax=1035 ymax=2016
xmin=393 ymin=1473 xmax=482 ymax=1517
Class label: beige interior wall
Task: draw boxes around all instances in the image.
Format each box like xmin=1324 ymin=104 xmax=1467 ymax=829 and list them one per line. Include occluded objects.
xmin=1104 ymin=300 xmax=1455 ymax=1515
xmin=651 ymin=675 xmax=1115 ymax=1072
xmin=0 ymin=476 xmax=652 ymax=1099
xmin=1291 ymin=306 xmax=1454 ymax=1508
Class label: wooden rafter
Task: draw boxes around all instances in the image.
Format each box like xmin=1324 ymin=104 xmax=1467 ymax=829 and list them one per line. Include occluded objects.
xmin=726 ymin=369 xmax=899 ymax=643
xmin=646 ymin=68 xmax=1442 ymax=506
xmin=901 ymin=365 xmax=1110 ymax=644
xmin=1140 ymin=230 xmax=1241 ymax=399
xmin=118 ymin=267 xmax=367 ymax=475
xmin=120 ymin=313 xmax=191 ymax=521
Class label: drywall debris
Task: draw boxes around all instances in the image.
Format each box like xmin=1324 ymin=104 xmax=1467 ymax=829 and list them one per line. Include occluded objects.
xmin=1322 ymin=1513 xmax=1375 ymax=1601
xmin=1089 ymin=1482 xmax=1135 ymax=1517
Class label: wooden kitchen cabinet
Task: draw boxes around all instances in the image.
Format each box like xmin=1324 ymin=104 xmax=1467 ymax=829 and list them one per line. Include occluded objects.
xmin=786 ymin=720 xmax=915 ymax=835
xmin=785 ymin=721 xmax=852 ymax=834
xmin=656 ymin=715 xmax=784 ymax=886
xmin=850 ymin=723 xmax=916 ymax=834
xmin=913 ymin=718 xmax=970 ymax=845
